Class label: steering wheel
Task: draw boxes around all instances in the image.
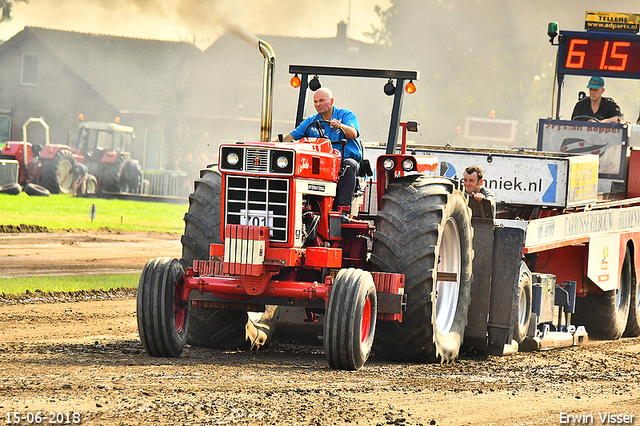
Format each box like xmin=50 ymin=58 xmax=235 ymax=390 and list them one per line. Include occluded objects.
xmin=303 ymin=120 xmax=348 ymax=141
xmin=572 ymin=115 xmax=602 ymax=123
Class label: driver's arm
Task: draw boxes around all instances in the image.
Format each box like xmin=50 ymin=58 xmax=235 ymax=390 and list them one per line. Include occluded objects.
xmin=330 ymin=120 xmax=358 ymax=140
xmin=273 ymin=133 xmax=295 ymax=142
xmin=601 ymin=115 xmax=623 ymax=124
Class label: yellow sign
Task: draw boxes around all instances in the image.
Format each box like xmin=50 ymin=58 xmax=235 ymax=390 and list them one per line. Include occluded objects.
xmin=567 ymin=154 xmax=598 ymax=205
xmin=585 ymin=11 xmax=640 ymax=32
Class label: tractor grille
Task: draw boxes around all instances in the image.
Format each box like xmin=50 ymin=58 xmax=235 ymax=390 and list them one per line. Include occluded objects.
xmin=225 ymin=176 xmax=289 ymax=243
xmin=0 ymin=160 xmax=19 ymax=186
xmin=245 ymin=148 xmax=269 ymax=173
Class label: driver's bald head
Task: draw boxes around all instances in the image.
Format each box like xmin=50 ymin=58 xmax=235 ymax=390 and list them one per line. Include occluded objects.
xmin=314 ymin=88 xmax=333 ymax=101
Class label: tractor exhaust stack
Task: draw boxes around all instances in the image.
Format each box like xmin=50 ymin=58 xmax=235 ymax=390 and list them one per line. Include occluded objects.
xmin=258 ymin=39 xmax=275 ymax=142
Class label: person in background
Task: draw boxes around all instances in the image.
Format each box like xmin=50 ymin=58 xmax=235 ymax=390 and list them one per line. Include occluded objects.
xmin=71 ymin=162 xmax=89 ymax=195
xmin=571 ymin=76 xmax=622 ymax=123
xmin=463 ymin=165 xmax=495 ymax=217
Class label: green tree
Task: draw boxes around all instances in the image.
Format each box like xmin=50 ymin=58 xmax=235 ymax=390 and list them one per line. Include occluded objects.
xmin=1 ymin=0 xmax=28 ymax=24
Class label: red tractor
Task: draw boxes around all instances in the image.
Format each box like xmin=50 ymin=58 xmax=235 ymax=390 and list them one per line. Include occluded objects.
xmin=137 ymin=40 xmax=475 ymax=370
xmin=0 ymin=117 xmax=75 ymax=194
xmin=71 ymin=119 xmax=136 ymax=194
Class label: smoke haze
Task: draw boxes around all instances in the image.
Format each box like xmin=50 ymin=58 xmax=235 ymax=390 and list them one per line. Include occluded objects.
xmin=0 ymin=0 xmax=386 ymax=46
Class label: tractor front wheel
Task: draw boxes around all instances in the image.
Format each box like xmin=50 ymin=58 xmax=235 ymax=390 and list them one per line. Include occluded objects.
xmin=137 ymin=257 xmax=189 ymax=357
xmin=324 ymin=268 xmax=377 ymax=370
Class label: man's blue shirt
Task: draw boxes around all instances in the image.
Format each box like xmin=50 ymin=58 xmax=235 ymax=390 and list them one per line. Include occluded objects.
xmin=290 ymin=107 xmax=362 ymax=163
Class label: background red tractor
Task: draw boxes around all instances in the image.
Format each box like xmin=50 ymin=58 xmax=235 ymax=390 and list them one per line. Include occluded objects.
xmin=0 ymin=117 xmax=74 ymax=195
xmin=71 ymin=119 xmax=137 ymax=194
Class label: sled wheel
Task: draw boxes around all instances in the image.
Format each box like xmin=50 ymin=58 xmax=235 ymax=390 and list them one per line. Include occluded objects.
xmin=624 ymin=246 xmax=640 ymax=337
xmin=24 ymin=183 xmax=50 ymax=197
xmin=513 ymin=262 xmax=533 ymax=344
xmin=137 ymin=257 xmax=188 ymax=357
xmin=372 ymin=176 xmax=473 ymax=362
xmin=324 ymin=268 xmax=377 ymax=370
xmin=574 ymin=245 xmax=632 ymax=340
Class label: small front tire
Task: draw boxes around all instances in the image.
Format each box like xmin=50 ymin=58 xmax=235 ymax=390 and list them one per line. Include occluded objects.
xmin=324 ymin=268 xmax=377 ymax=370
xmin=137 ymin=257 xmax=189 ymax=357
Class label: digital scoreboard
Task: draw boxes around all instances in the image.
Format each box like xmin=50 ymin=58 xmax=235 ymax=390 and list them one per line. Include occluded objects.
xmin=557 ymin=31 xmax=640 ymax=80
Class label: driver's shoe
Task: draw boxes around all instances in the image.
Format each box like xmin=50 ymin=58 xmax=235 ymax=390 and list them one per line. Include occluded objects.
xmin=337 ymin=205 xmax=351 ymax=223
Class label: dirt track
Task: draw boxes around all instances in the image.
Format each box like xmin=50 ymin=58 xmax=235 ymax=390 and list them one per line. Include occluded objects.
xmin=1 ymin=230 xmax=639 ymax=425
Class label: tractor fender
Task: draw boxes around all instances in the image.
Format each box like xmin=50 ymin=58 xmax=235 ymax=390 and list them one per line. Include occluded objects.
xmin=1 ymin=142 xmax=33 ymax=166
xmin=38 ymin=144 xmax=74 ymax=160
xmin=100 ymin=151 xmax=120 ymax=164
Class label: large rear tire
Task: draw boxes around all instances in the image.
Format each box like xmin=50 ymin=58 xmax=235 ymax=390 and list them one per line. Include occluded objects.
xmin=137 ymin=257 xmax=189 ymax=357
xmin=372 ymin=176 xmax=473 ymax=362
xmin=180 ymin=168 xmax=275 ymax=350
xmin=324 ymin=268 xmax=377 ymax=370
xmin=574 ymin=246 xmax=632 ymax=340
xmin=101 ymin=154 xmax=130 ymax=193
xmin=513 ymin=262 xmax=533 ymax=344
xmin=40 ymin=149 xmax=75 ymax=194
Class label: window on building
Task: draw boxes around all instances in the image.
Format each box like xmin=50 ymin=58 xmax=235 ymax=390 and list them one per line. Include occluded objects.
xmin=21 ymin=55 xmax=38 ymax=86
xmin=0 ymin=114 xmax=10 ymax=146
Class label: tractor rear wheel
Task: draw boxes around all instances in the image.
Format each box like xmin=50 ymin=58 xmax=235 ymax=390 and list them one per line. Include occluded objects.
xmin=137 ymin=257 xmax=189 ymax=357
xmin=101 ymin=154 xmax=130 ymax=193
xmin=181 ymin=168 xmax=276 ymax=350
xmin=40 ymin=149 xmax=75 ymax=194
xmin=574 ymin=246 xmax=632 ymax=340
xmin=513 ymin=262 xmax=533 ymax=344
xmin=372 ymin=176 xmax=473 ymax=362
xmin=324 ymin=268 xmax=377 ymax=370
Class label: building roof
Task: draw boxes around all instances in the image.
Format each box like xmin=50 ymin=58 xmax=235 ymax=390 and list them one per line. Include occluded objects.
xmin=2 ymin=27 xmax=202 ymax=115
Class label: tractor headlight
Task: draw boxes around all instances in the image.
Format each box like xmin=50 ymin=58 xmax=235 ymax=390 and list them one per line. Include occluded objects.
xmin=226 ymin=151 xmax=240 ymax=166
xmin=220 ymin=147 xmax=243 ymax=170
xmin=270 ymin=150 xmax=294 ymax=174
xmin=382 ymin=158 xmax=395 ymax=171
xmin=276 ymin=155 xmax=289 ymax=169
xmin=401 ymin=158 xmax=415 ymax=171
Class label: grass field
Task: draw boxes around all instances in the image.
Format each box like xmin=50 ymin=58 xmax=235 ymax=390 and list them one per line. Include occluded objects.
xmin=0 ymin=274 xmax=139 ymax=296
xmin=1 ymin=193 xmax=188 ymax=295
xmin=0 ymin=192 xmax=187 ymax=233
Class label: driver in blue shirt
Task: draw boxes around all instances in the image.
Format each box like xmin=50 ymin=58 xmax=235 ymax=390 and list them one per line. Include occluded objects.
xmin=280 ymin=88 xmax=362 ymax=216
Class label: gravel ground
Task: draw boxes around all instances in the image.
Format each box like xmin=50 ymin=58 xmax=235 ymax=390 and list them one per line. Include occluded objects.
xmin=0 ymin=230 xmax=639 ymax=425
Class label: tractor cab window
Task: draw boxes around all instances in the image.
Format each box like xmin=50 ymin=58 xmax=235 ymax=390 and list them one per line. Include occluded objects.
xmin=77 ymin=128 xmax=111 ymax=152
xmin=113 ymin=131 xmax=133 ymax=153
xmin=95 ymin=130 xmax=113 ymax=151
xmin=77 ymin=128 xmax=97 ymax=151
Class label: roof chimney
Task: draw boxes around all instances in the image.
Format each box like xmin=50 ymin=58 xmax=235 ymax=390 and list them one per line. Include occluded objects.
xmin=337 ymin=21 xmax=347 ymax=42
